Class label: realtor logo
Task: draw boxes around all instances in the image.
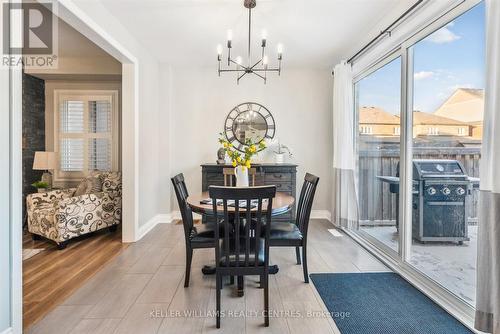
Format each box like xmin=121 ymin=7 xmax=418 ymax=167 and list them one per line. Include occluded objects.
xmin=2 ymin=0 xmax=58 ymax=68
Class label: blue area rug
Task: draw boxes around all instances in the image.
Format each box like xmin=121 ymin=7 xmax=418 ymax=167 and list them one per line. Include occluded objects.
xmin=310 ymin=272 xmax=473 ymax=334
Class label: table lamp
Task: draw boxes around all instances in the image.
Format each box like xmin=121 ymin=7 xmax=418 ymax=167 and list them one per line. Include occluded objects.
xmin=33 ymin=151 xmax=57 ymax=189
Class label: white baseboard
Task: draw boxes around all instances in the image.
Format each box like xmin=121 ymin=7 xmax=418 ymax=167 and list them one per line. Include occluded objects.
xmin=137 ymin=209 xmax=331 ymax=241
xmin=311 ymin=210 xmax=332 ymax=222
xmin=1 ymin=327 xmax=13 ymax=334
xmin=137 ymin=213 xmax=175 ymax=240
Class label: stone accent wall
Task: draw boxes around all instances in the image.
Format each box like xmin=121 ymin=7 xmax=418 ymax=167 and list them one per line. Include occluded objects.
xmin=22 ymin=73 xmax=45 ymax=219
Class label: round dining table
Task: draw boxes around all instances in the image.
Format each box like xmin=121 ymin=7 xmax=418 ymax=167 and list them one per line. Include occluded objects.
xmin=186 ymin=191 xmax=295 ymax=296
xmin=186 ymin=191 xmax=295 ymax=216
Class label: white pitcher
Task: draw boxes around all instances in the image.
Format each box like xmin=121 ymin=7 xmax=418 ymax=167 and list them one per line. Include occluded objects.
xmin=234 ymin=166 xmax=249 ymax=187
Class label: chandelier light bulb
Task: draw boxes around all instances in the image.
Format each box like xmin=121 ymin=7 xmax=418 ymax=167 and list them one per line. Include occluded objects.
xmin=277 ymin=44 xmax=283 ymax=55
xmin=261 ymin=29 xmax=267 ymax=40
xmin=217 ymin=44 xmax=223 ymax=55
xmin=227 ymin=29 xmax=233 ymax=41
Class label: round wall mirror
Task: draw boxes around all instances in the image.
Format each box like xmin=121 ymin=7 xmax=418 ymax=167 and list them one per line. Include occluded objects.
xmin=224 ymin=102 xmax=275 ymax=152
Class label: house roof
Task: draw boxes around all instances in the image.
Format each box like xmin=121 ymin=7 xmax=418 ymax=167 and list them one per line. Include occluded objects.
xmin=359 ymin=107 xmax=400 ymax=125
xmin=360 ymin=106 xmax=468 ymax=126
xmin=413 ymin=111 xmax=468 ymax=125
xmin=434 ymin=88 xmax=484 ymax=123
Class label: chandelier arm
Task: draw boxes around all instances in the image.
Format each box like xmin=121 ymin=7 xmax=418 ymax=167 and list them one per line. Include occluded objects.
xmin=249 ymin=58 xmax=263 ymax=70
xmin=252 ymin=68 xmax=280 ymax=72
xmin=229 ymin=59 xmax=249 ymax=70
xmin=238 ymin=72 xmax=247 ymax=79
xmin=219 ymin=69 xmax=245 ymax=72
xmin=252 ymin=71 xmax=266 ymax=80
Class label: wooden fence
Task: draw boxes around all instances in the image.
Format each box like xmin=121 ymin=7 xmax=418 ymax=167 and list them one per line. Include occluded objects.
xmin=358 ymin=147 xmax=481 ymax=225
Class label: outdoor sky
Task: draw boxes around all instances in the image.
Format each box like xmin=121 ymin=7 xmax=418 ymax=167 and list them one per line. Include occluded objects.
xmin=357 ymin=1 xmax=485 ymax=115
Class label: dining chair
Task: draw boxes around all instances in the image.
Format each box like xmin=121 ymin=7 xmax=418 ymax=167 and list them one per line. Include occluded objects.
xmin=209 ymin=185 xmax=276 ymax=328
xmin=171 ymin=173 xmax=224 ymax=287
xmin=268 ymin=173 xmax=319 ymax=283
xmin=223 ymin=167 xmax=257 ymax=186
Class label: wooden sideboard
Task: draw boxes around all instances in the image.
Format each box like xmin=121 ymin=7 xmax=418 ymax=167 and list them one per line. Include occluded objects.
xmin=201 ymin=163 xmax=298 ymax=222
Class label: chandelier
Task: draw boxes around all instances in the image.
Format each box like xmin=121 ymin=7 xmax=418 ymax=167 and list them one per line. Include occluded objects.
xmin=216 ymin=0 xmax=283 ymax=84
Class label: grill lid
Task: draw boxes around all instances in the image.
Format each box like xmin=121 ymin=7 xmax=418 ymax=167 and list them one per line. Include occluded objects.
xmin=413 ymin=159 xmax=467 ymax=180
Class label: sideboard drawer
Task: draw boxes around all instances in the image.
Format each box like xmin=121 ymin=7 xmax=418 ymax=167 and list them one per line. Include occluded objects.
xmin=205 ymin=174 xmax=224 ymax=186
xmin=265 ymin=172 xmax=292 ymax=183
xmin=266 ymin=182 xmax=293 ymax=193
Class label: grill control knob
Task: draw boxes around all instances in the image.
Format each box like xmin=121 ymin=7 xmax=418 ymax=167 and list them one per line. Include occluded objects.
xmin=427 ymin=187 xmax=437 ymax=195
xmin=456 ymin=187 xmax=466 ymax=195
xmin=442 ymin=187 xmax=451 ymax=195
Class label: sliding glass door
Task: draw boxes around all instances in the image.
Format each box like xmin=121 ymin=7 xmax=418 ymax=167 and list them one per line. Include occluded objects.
xmin=350 ymin=1 xmax=485 ymax=311
xmin=355 ymin=56 xmax=401 ymax=254
xmin=408 ymin=2 xmax=485 ymax=306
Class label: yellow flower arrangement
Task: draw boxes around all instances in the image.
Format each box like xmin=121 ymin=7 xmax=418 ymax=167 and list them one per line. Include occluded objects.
xmin=218 ymin=133 xmax=266 ymax=169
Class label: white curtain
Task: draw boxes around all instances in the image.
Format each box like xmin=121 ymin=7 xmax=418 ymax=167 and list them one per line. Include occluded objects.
xmin=475 ymin=0 xmax=500 ymax=333
xmin=331 ymin=61 xmax=359 ymax=229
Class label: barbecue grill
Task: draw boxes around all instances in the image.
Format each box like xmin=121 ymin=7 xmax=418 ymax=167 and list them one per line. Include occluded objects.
xmin=378 ymin=159 xmax=477 ymax=244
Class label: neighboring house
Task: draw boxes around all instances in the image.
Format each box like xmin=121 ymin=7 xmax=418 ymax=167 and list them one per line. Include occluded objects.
xmin=412 ymin=111 xmax=470 ymax=137
xmin=434 ymin=88 xmax=484 ymax=123
xmin=359 ymin=106 xmax=471 ymax=138
xmin=434 ymin=88 xmax=484 ymax=139
xmin=359 ymin=107 xmax=401 ymax=136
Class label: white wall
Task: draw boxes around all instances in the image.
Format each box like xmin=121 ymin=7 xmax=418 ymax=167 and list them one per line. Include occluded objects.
xmin=164 ymin=67 xmax=333 ymax=213
xmin=65 ymin=0 xmax=163 ymax=229
xmin=0 ymin=46 xmax=12 ymax=334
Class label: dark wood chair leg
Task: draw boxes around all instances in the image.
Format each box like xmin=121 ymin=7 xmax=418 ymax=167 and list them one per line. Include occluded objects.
xmin=302 ymin=244 xmax=309 ymax=283
xmin=295 ymin=246 xmax=301 ymax=265
xmin=264 ymin=274 xmax=269 ymax=327
xmin=57 ymin=241 xmax=68 ymax=250
xmin=184 ymin=248 xmax=193 ymax=287
xmin=237 ymin=276 xmax=245 ymax=297
xmin=259 ymin=274 xmax=264 ymax=288
xmin=216 ymin=274 xmax=221 ymax=328
xmin=230 ymin=276 xmax=234 ymax=285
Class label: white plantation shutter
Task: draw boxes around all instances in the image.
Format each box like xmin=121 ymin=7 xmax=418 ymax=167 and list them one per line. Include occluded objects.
xmin=60 ymin=101 xmax=84 ymax=133
xmin=60 ymin=100 xmax=85 ymax=172
xmin=55 ymin=91 xmax=118 ymax=182
xmin=88 ymin=100 xmax=112 ymax=171
xmin=88 ymin=138 xmax=111 ymax=171
xmin=89 ymin=100 xmax=111 ymax=133
xmin=60 ymin=138 xmax=84 ymax=171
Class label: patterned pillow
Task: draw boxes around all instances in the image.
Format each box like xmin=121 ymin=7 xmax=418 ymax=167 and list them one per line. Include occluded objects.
xmin=74 ymin=175 xmax=103 ymax=196
xmin=102 ymin=172 xmax=122 ymax=195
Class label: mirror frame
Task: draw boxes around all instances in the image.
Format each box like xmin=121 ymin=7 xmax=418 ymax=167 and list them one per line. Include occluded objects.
xmin=224 ymin=102 xmax=276 ymax=152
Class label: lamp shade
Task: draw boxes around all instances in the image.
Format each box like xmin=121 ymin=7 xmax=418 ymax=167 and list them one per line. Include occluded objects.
xmin=33 ymin=151 xmax=57 ymax=170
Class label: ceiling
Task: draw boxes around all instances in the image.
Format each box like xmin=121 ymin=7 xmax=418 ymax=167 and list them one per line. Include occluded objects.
xmin=26 ymin=16 xmax=121 ymax=80
xmin=99 ymin=0 xmax=417 ymax=69
xmin=57 ymin=19 xmax=116 ymax=59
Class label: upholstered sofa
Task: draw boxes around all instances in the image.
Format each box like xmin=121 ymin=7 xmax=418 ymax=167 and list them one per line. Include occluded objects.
xmin=26 ymin=172 xmax=122 ymax=249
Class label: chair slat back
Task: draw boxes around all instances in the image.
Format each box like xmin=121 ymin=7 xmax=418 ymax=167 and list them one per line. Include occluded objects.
xmin=171 ymin=173 xmax=194 ymax=238
xmin=295 ymin=173 xmax=320 ymax=235
xmin=209 ymin=186 xmax=276 ymax=270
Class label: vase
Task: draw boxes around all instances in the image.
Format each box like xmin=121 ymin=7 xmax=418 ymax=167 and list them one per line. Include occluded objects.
xmin=275 ymin=152 xmax=286 ymax=164
xmin=234 ymin=166 xmax=249 ymax=187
